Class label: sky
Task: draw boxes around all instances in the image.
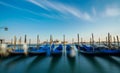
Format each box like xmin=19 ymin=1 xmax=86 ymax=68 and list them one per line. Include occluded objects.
xmin=0 ymin=0 xmax=120 ymax=43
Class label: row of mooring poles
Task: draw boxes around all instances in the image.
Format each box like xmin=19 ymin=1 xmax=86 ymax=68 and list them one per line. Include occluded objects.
xmin=112 ymin=35 xmax=119 ymax=49
xmin=106 ymin=33 xmax=120 ymax=49
xmin=77 ymin=34 xmax=84 ymax=45
xmin=103 ymin=33 xmax=120 ymax=49
xmin=13 ymin=35 xmax=28 ymax=55
xmin=13 ymin=35 xmax=26 ymax=49
xmin=113 ymin=35 xmax=119 ymax=49
xmin=90 ymin=33 xmax=120 ymax=49
xmin=11 ymin=33 xmax=120 ymax=50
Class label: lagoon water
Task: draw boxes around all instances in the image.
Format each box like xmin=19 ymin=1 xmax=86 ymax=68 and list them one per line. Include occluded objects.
xmin=0 ymin=46 xmax=120 ymax=73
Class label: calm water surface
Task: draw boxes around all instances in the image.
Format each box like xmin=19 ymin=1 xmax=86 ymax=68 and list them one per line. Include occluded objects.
xmin=0 ymin=46 xmax=120 ymax=73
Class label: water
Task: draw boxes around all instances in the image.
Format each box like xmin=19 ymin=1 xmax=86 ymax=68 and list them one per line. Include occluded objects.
xmin=0 ymin=46 xmax=120 ymax=73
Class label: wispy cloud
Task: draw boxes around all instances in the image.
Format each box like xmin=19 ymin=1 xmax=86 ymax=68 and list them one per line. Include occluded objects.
xmin=0 ymin=1 xmax=61 ymax=20
xmin=28 ymin=0 xmax=93 ymax=21
xmin=0 ymin=0 xmax=93 ymax=21
xmin=92 ymin=7 xmax=96 ymax=16
xmin=0 ymin=1 xmax=67 ymax=20
xmin=0 ymin=1 xmax=22 ymax=10
xmin=102 ymin=6 xmax=120 ymax=17
xmin=0 ymin=1 xmax=42 ymax=17
xmin=28 ymin=0 xmax=48 ymax=10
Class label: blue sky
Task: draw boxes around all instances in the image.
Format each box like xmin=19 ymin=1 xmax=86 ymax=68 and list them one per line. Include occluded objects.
xmin=0 ymin=0 xmax=120 ymax=43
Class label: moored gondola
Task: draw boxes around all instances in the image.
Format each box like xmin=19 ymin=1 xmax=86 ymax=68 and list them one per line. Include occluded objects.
xmin=51 ymin=44 xmax=63 ymax=56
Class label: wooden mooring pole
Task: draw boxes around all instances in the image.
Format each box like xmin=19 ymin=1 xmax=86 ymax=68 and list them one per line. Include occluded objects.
xmin=19 ymin=36 xmax=22 ymax=49
xmin=37 ymin=35 xmax=40 ymax=49
xmin=99 ymin=37 xmax=100 ymax=46
xmin=108 ymin=33 xmax=111 ymax=49
xmin=14 ymin=36 xmax=17 ymax=49
xmin=77 ymin=34 xmax=79 ymax=45
xmin=24 ymin=34 xmax=27 ymax=44
xmin=116 ymin=35 xmax=119 ymax=49
xmin=50 ymin=35 xmax=53 ymax=51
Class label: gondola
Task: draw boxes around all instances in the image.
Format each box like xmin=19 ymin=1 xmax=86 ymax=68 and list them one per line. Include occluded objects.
xmin=28 ymin=44 xmax=50 ymax=56
xmin=9 ymin=49 xmax=25 ymax=56
xmin=76 ymin=44 xmax=120 ymax=56
xmin=51 ymin=44 xmax=63 ymax=56
xmin=75 ymin=44 xmax=88 ymax=51
xmin=66 ymin=44 xmax=76 ymax=57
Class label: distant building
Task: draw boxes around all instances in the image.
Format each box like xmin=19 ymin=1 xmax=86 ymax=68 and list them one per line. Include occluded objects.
xmin=61 ymin=41 xmax=68 ymax=44
xmin=53 ymin=39 xmax=60 ymax=44
xmin=43 ymin=41 xmax=49 ymax=44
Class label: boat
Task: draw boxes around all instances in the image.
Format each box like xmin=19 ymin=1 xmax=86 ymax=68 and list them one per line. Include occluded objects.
xmin=75 ymin=44 xmax=86 ymax=51
xmin=9 ymin=49 xmax=25 ymax=56
xmin=75 ymin=33 xmax=120 ymax=56
xmin=51 ymin=44 xmax=63 ymax=56
xmin=9 ymin=35 xmax=28 ymax=56
xmin=79 ymin=49 xmax=120 ymax=56
xmin=79 ymin=44 xmax=103 ymax=56
xmin=28 ymin=44 xmax=50 ymax=56
xmin=9 ymin=44 xmax=28 ymax=56
xmin=66 ymin=45 xmax=71 ymax=55
xmin=28 ymin=34 xmax=51 ymax=56
xmin=76 ymin=44 xmax=120 ymax=56
xmin=66 ymin=44 xmax=76 ymax=57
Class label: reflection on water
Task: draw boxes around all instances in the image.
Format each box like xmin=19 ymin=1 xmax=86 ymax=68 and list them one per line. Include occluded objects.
xmin=0 ymin=47 xmax=120 ymax=73
xmin=26 ymin=56 xmax=46 ymax=73
xmin=48 ymin=56 xmax=62 ymax=73
xmin=67 ymin=56 xmax=76 ymax=73
xmin=82 ymin=55 xmax=106 ymax=73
